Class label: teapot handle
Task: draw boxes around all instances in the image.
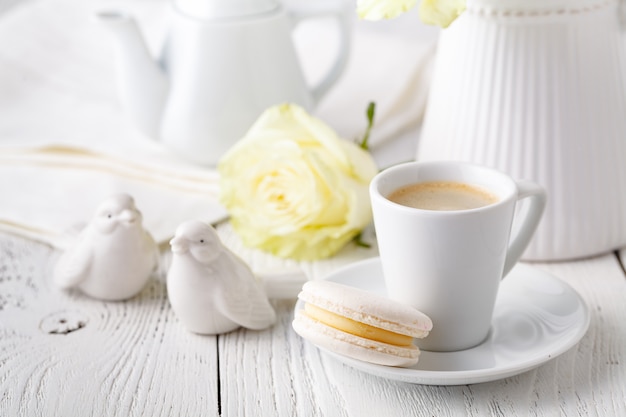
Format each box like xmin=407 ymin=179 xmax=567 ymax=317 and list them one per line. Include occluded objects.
xmin=287 ymin=0 xmax=351 ymax=105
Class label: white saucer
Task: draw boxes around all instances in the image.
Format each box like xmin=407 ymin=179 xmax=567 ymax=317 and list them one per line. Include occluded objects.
xmin=294 ymin=258 xmax=590 ymax=385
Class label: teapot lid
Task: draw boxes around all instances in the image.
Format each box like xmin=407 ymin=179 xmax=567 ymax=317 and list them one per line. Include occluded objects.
xmin=175 ymin=0 xmax=279 ymax=19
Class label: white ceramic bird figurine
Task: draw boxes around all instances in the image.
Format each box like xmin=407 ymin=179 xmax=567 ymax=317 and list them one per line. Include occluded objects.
xmin=53 ymin=193 xmax=158 ymax=300
xmin=167 ymin=220 xmax=276 ymax=335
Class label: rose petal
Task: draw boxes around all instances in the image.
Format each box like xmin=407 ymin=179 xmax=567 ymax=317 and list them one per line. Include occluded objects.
xmin=357 ymin=0 xmax=418 ymax=20
xmin=419 ymin=0 xmax=466 ymax=28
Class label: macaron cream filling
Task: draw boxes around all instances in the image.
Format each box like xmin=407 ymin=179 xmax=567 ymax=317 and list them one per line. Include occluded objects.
xmin=303 ymin=303 xmax=414 ymax=347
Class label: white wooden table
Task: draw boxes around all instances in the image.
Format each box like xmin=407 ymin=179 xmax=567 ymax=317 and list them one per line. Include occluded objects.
xmin=1 ymin=0 xmax=626 ymax=415
xmin=1 ymin=227 xmax=626 ymax=416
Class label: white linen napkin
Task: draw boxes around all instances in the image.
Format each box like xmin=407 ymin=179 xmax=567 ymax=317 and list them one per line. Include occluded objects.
xmin=0 ymin=145 xmax=226 ymax=248
xmin=0 ymin=0 xmax=437 ymax=253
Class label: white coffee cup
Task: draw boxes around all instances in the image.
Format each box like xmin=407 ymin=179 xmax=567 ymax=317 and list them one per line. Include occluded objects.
xmin=370 ymin=161 xmax=546 ymax=352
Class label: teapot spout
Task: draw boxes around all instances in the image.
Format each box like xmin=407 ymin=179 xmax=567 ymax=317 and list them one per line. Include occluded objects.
xmin=97 ymin=11 xmax=168 ymax=138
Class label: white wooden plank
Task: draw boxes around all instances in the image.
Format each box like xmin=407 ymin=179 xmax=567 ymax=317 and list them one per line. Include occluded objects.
xmin=530 ymin=256 xmax=626 ymax=417
xmin=0 ymin=234 xmax=220 ymax=416
xmin=219 ymin=299 xmax=353 ymax=417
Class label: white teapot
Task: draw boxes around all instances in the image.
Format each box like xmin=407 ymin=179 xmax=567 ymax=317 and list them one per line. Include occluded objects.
xmin=418 ymin=0 xmax=626 ymax=260
xmin=98 ymin=0 xmax=350 ymax=165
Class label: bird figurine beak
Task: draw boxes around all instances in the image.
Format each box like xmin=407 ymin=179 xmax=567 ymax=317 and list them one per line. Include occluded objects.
xmin=170 ymin=236 xmax=188 ymax=254
xmin=119 ymin=209 xmax=138 ymax=225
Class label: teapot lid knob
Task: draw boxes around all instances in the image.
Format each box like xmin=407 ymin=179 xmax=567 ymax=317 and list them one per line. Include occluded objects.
xmin=174 ymin=0 xmax=279 ymax=19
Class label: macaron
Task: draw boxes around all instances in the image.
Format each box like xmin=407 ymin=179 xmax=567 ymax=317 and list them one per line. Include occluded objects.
xmin=292 ymin=280 xmax=433 ymax=367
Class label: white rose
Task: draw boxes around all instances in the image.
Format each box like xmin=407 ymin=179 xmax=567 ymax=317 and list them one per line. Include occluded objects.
xmin=218 ymin=103 xmax=378 ymax=260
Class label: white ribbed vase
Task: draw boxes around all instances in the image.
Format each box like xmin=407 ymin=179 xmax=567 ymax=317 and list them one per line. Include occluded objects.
xmin=418 ymin=0 xmax=626 ymax=260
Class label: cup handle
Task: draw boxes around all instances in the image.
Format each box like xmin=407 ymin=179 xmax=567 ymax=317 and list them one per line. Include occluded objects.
xmin=287 ymin=0 xmax=351 ymax=104
xmin=502 ymin=180 xmax=547 ymax=277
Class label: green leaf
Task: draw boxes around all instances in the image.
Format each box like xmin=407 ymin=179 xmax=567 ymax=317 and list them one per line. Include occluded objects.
xmin=353 ymin=231 xmax=371 ymax=249
xmin=359 ymin=101 xmax=376 ymax=150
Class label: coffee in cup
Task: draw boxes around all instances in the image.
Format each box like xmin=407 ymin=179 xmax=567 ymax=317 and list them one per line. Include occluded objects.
xmin=388 ymin=181 xmax=499 ymax=211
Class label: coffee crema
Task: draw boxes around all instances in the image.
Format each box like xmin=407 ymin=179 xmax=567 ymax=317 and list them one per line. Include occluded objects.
xmin=388 ymin=181 xmax=498 ymax=211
